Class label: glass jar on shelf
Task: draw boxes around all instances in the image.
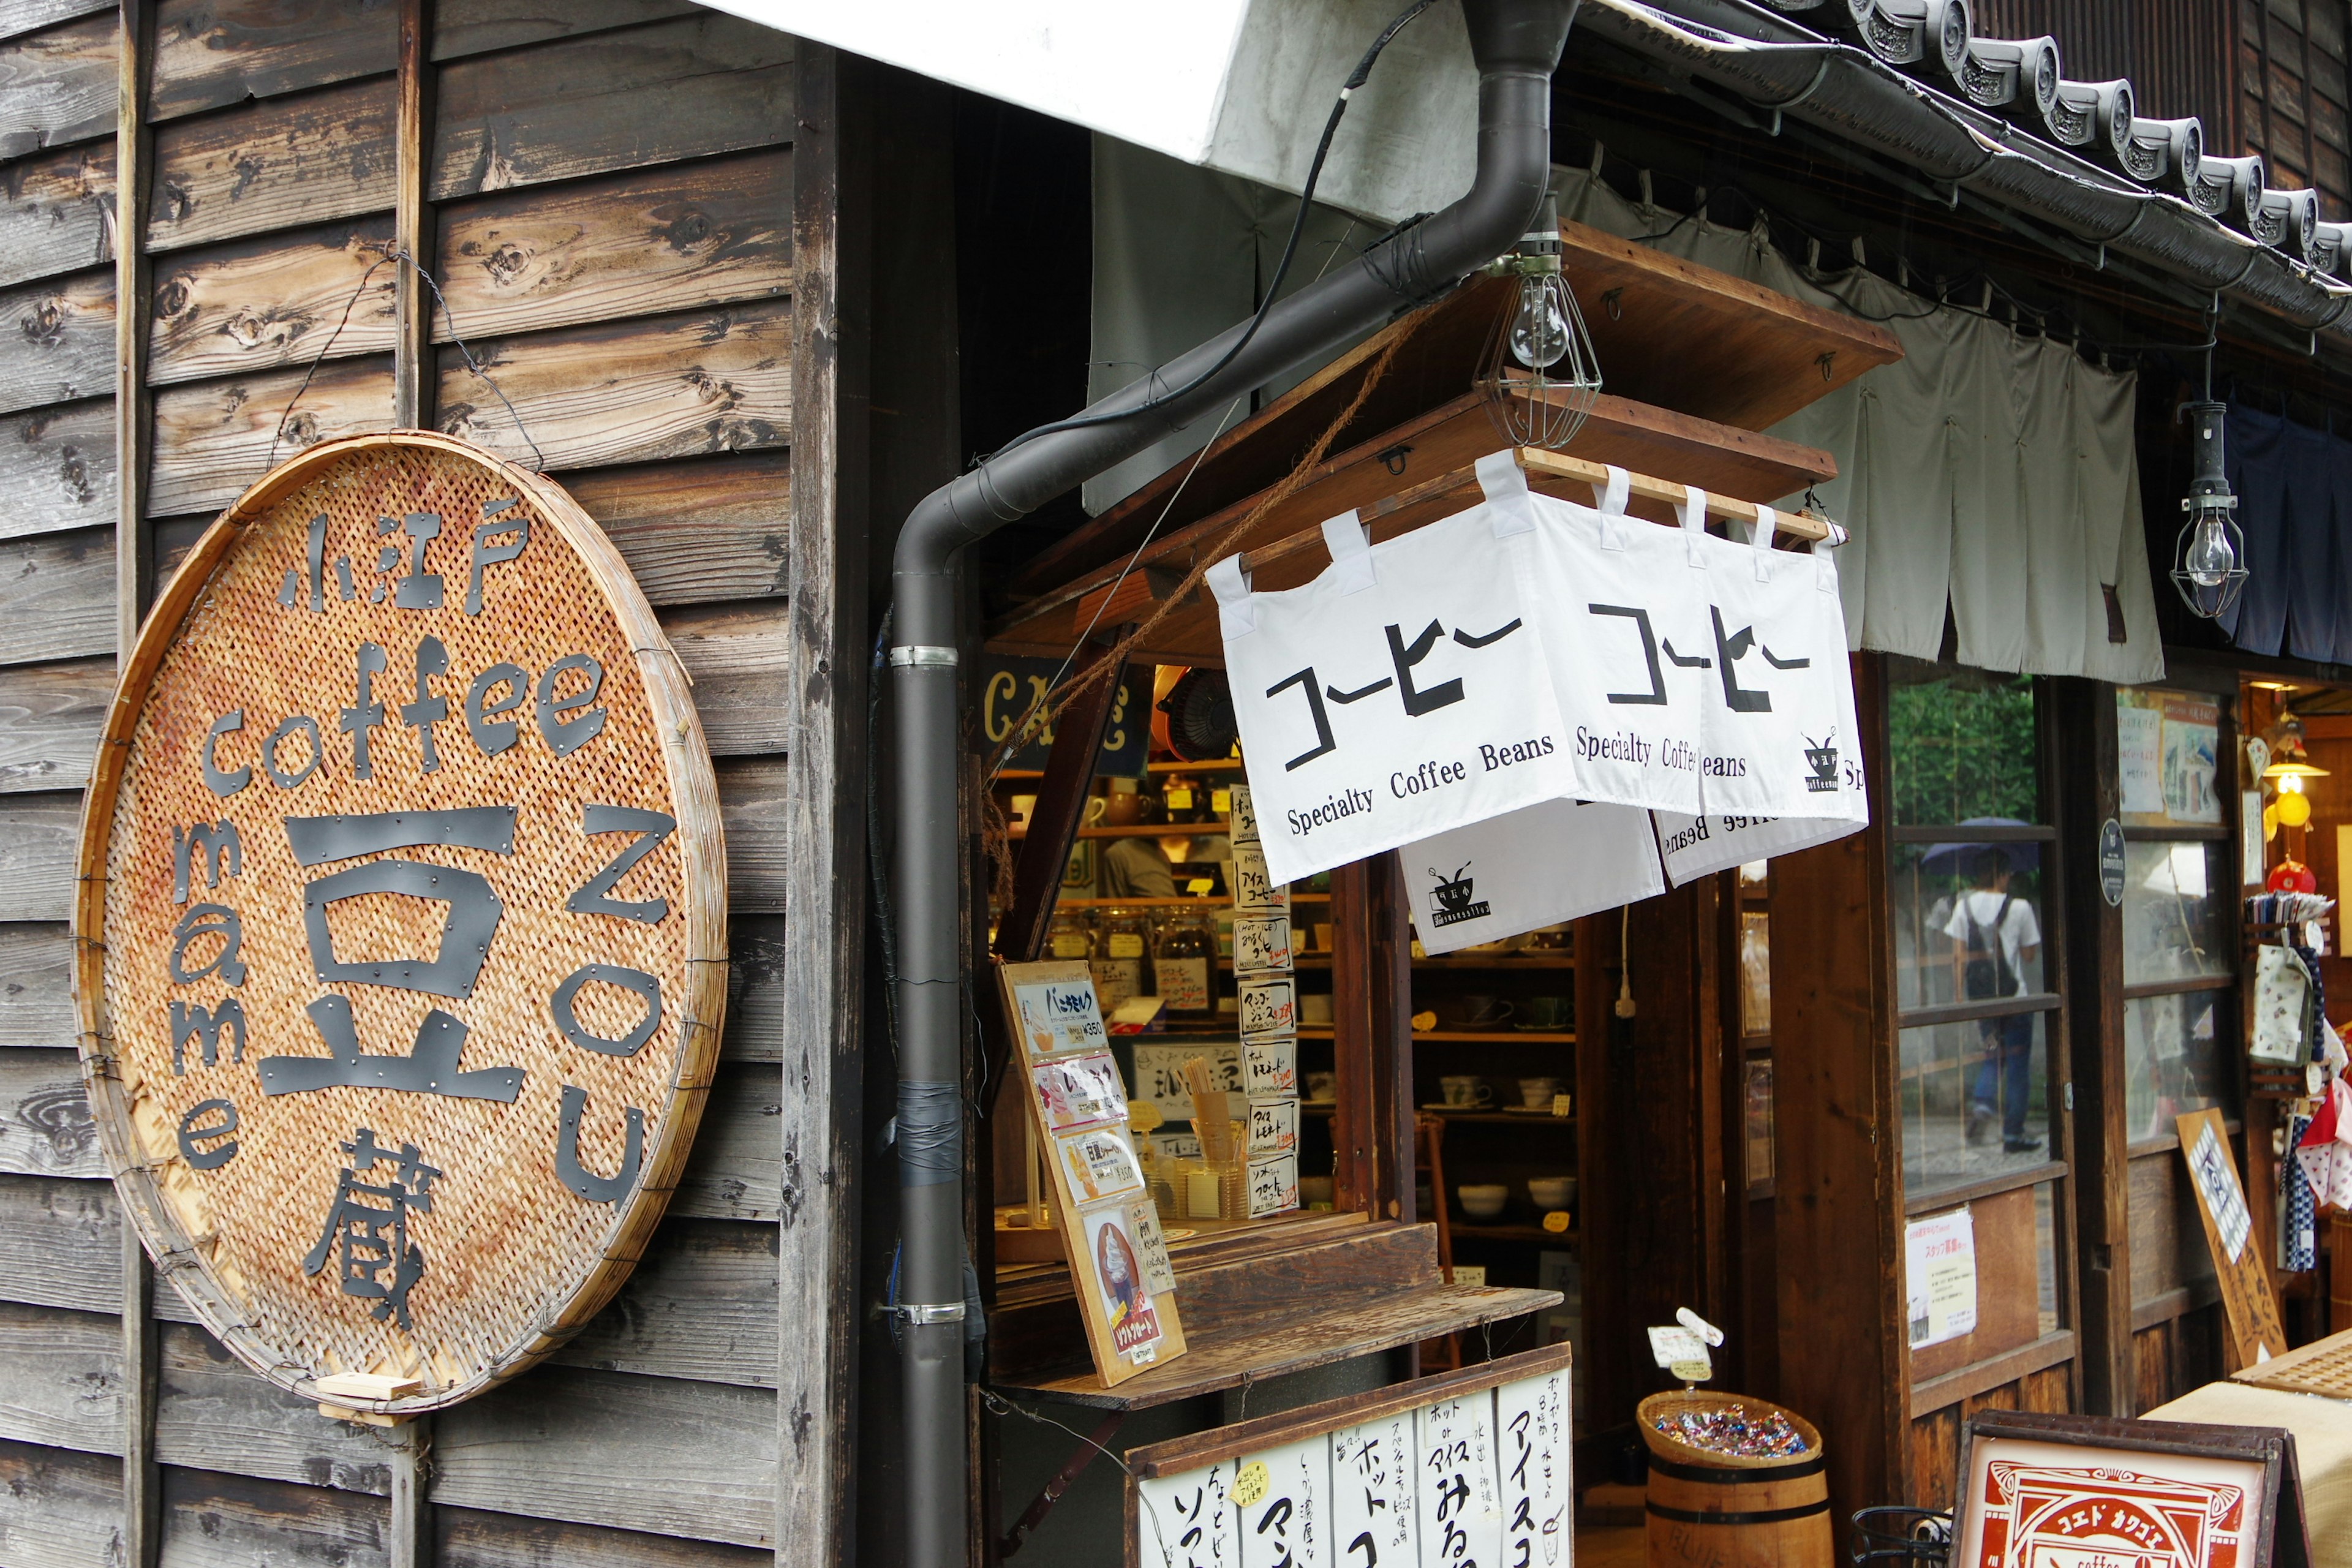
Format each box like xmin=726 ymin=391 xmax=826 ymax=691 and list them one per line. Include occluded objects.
xmin=1153 ymin=907 xmax=1218 ymax=1022
xmin=1093 ymin=907 xmax=1150 ymax=1009
xmin=1046 ymin=907 xmax=1096 ymax=964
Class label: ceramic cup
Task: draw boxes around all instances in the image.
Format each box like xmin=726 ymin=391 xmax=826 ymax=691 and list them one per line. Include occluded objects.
xmin=1458 ymin=995 xmax=1514 ymax=1027
xmin=1439 ymin=1076 xmax=1491 ymax=1108
xmin=1518 ymin=1076 xmax=1561 ymax=1109
xmin=1528 ymin=1175 xmax=1577 ymax=1210
xmin=1306 ymin=1071 xmax=1337 ymax=1101
xmin=1521 ymin=995 xmax=1570 ymax=1030
xmin=1458 ymin=1183 xmax=1509 ymax=1219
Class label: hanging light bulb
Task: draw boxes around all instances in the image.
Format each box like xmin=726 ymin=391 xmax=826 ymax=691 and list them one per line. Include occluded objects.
xmin=2169 ymin=398 xmax=2248 ymax=617
xmin=1477 ymin=189 xmax=1601 ymax=450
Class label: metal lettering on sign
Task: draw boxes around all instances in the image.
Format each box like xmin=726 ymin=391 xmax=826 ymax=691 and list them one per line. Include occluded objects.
xmin=74 ymin=432 xmax=726 ymax=1416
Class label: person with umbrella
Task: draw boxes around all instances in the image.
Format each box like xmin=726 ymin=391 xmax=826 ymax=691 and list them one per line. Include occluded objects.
xmin=1943 ymin=840 xmax=2043 ymax=1153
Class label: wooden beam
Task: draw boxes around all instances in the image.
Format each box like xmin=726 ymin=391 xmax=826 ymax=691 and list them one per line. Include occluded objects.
xmin=2054 ymin=677 xmax=2133 ymax=1414
xmin=1331 ymin=858 xmax=1413 ymax=1224
xmin=990 ymin=643 xmax=1125 ymax=965
xmin=115 ymin=6 xmax=159 ymax=1563
xmin=777 ymin=39 xmax=866 ymax=1567
xmin=1771 ymin=654 xmax=1905 ymax=1521
xmin=389 ymin=1416 xmax=431 ymax=1568
xmin=393 ymin=0 xmax=435 ymax=429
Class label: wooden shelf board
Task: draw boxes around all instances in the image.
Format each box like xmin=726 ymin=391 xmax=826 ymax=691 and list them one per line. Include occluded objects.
xmin=1446 ymin=1223 xmax=1577 ymax=1243
xmin=991 ymin=1283 xmax=1560 ymax=1409
xmin=1001 ymin=230 xmax=1894 ymax=607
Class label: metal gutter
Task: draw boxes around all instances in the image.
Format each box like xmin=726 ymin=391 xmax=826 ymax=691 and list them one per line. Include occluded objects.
xmin=881 ymin=2 xmax=1581 ymax=1562
xmin=1577 ymin=0 xmax=2352 ymax=342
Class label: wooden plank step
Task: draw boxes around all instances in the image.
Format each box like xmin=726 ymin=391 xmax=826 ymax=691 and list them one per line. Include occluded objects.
xmin=994 ymin=1282 xmax=1559 ymax=1410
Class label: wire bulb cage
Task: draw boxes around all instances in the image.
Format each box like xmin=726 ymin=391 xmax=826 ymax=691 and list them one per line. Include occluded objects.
xmin=2169 ymin=399 xmax=2248 ymax=620
xmin=1477 ymin=190 xmax=1602 ymax=450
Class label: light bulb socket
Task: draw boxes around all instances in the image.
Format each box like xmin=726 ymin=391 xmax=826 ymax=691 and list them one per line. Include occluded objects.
xmin=2169 ymin=400 xmax=2247 ymax=619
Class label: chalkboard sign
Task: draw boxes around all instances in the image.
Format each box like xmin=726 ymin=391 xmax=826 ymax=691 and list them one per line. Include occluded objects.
xmin=979 ymin=653 xmax=1147 ymax=776
xmin=73 ymin=432 xmax=726 ymax=1418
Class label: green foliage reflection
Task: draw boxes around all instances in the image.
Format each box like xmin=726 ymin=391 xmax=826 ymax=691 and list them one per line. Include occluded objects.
xmin=1887 ymin=660 xmax=2038 ymax=826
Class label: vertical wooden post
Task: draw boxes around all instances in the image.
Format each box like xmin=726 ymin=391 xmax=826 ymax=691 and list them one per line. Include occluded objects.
xmin=393 ymin=0 xmax=436 ymax=429
xmin=1771 ymin=654 xmax=1904 ymax=1520
xmin=115 ymin=4 xmax=159 ymax=1561
xmin=2054 ymin=679 xmax=2133 ymax=1414
xmin=779 ymin=41 xmax=869 ymax=1567
xmin=1332 ymin=858 xmax=1414 ymax=1222
xmin=389 ymin=1417 xmax=432 ymax=1568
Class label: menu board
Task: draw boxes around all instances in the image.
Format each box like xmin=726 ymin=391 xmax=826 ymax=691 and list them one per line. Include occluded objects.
xmin=998 ymin=959 xmax=1187 ymax=1387
xmin=1230 ymin=786 xmax=1301 ymax=1218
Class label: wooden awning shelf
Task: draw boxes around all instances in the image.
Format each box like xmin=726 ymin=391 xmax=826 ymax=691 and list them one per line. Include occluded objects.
xmin=988 ymin=1210 xmax=1558 ymax=1409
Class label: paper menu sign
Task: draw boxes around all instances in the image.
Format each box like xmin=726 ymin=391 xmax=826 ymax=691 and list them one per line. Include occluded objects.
xmin=1238 ymin=977 xmax=1297 ymax=1041
xmin=1056 ymin=1126 xmax=1145 ymax=1203
xmin=1235 ymin=1434 xmax=1333 ymax=1568
xmin=1128 ymin=1197 xmax=1178 ymax=1295
xmin=1014 ymin=977 xmax=1109 ymax=1057
xmin=1331 ymin=1416 xmax=1417 ymax=1568
xmin=1243 ymin=1035 xmax=1297 ymax=1098
xmin=1248 ymin=1096 xmax=1298 ymax=1156
xmin=1415 ymin=1394 xmax=1502 ymax=1568
xmin=1233 ymin=914 xmax=1294 ymax=976
xmin=1139 ymin=1458 xmax=1235 ymax=1568
xmin=2117 ymin=701 xmax=2164 ymax=815
xmin=1031 ymin=1050 xmax=1129 ymax=1133
xmin=1248 ymin=1152 xmax=1299 ymax=1216
xmin=1228 ymin=783 xmax=1260 ymax=845
xmin=1083 ymin=1201 xmax=1167 ymax=1364
xmin=1902 ymin=1207 xmax=1979 ymax=1349
xmin=1646 ymin=1325 xmax=1709 ymax=1373
xmin=1231 ymin=842 xmax=1286 ymax=912
xmin=1497 ymin=1371 xmax=1571 ymax=1568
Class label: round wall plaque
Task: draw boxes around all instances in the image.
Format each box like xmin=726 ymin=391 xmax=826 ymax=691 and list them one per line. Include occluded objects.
xmin=74 ymin=432 xmax=726 ymax=1415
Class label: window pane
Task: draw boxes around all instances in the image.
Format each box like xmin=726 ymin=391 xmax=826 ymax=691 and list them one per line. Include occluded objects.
xmin=2124 ymin=992 xmax=2227 ymax=1141
xmin=2122 ymin=840 xmax=2230 ymax=985
xmin=1887 ymin=658 xmax=2041 ymax=826
xmin=1901 ymin=1015 xmax=2052 ymax=1196
xmin=1893 ymin=842 xmax=2049 ymax=1012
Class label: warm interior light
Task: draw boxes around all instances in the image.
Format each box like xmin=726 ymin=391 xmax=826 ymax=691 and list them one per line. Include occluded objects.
xmin=2282 ymin=772 xmax=2305 ymax=794
xmin=2250 ymin=680 xmax=2294 ymax=692
xmin=2280 ymin=791 xmax=2313 ymax=827
xmin=2264 ymin=760 xmax=2331 ymax=783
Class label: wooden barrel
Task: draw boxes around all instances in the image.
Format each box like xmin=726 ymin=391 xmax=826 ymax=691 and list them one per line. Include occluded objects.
xmin=1637 ymin=1392 xmax=1832 ymax=1568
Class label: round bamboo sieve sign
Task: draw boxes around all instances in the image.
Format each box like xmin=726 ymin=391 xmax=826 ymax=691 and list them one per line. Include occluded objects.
xmin=74 ymin=432 xmax=726 ymax=1416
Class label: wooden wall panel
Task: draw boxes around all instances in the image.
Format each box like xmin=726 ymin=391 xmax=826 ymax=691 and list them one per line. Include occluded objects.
xmin=0 ymin=0 xmax=109 ymax=44
xmin=430 ymin=1367 xmax=776 ymax=1547
xmin=154 ymin=1324 xmax=397 ymax=1495
xmin=0 ymin=1436 xmax=120 ymax=1568
xmin=0 ymin=140 xmax=113 ymax=289
xmin=0 ymin=1047 xmax=98 ymax=1177
xmin=429 ymin=0 xmax=695 ymax=63
xmin=0 ymin=397 xmax=116 ymax=538
xmin=0 ymin=1172 xmax=114 ymax=1311
xmin=433 ymin=301 xmax=789 ymax=474
xmin=0 ymin=924 xmax=72 ymax=1046
xmin=0 ymin=266 xmax=111 ymax=412
xmin=0 ymin=12 xmax=113 ymax=160
xmin=438 ymin=1503 xmax=769 ymax=1568
xmin=0 ymin=791 xmax=81 ymax=920
xmin=564 ymin=452 xmax=790 ymax=606
xmin=148 ymin=219 xmax=396 ymax=385
xmin=659 ymin=601 xmax=788 ymax=757
xmin=148 ymin=355 xmax=393 ymax=515
xmin=0 ymin=526 xmax=113 ymax=662
xmin=0 ymin=654 xmax=110 ymax=792
xmin=429 ymin=14 xmax=791 ymax=200
xmin=149 ymin=0 xmax=393 ymax=122
xmin=162 ymin=1469 xmax=391 ymax=1568
xmin=0 ymin=1301 xmax=120 ymax=1453
xmin=673 ymin=1066 xmax=783 ymax=1223
xmin=715 ymin=755 xmax=786 ymax=916
xmin=548 ymin=1218 xmax=777 ymax=1387
xmin=148 ymin=77 xmax=395 ymax=252
xmin=433 ymin=151 xmax=790 ymax=342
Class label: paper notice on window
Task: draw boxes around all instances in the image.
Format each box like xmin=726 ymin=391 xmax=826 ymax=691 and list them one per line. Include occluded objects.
xmin=2187 ymin=1120 xmax=2253 ymax=1264
xmin=2117 ymin=703 xmax=2164 ymax=815
xmin=1904 ymin=1207 xmax=1978 ymax=1349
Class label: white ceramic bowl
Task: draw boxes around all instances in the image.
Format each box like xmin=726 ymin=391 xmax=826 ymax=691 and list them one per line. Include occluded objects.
xmin=1458 ymin=1183 xmax=1509 ymax=1219
xmin=1528 ymin=1176 xmax=1577 ymax=1211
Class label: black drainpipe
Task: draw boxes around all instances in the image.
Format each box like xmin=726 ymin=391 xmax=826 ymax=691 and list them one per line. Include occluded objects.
xmin=885 ymin=2 xmax=1579 ymax=1560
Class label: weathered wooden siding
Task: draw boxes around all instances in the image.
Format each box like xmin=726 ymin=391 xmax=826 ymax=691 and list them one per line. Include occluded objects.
xmin=0 ymin=2 xmax=839 ymax=1563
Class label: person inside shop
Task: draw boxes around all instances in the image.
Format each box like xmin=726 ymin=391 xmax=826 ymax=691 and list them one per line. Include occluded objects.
xmin=1946 ymin=847 xmax=2043 ymax=1155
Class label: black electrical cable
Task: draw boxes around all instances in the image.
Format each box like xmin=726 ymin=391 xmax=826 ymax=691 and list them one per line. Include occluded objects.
xmin=982 ymin=0 xmax=1438 ymax=462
